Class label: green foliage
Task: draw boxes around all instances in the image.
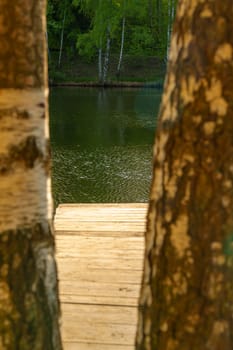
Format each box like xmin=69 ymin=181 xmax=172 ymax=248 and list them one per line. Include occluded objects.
xmin=49 ymin=70 xmax=68 ymax=82
xmin=127 ymin=26 xmax=155 ymax=56
xmin=76 ymin=32 xmax=97 ymax=60
xmin=71 ymin=0 xmax=177 ymax=59
xmin=47 ymin=0 xmax=91 ymax=53
xmin=47 ymin=0 xmax=178 ymax=79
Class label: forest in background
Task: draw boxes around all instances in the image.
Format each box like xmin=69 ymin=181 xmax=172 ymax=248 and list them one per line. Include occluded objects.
xmin=47 ymin=0 xmax=177 ymax=84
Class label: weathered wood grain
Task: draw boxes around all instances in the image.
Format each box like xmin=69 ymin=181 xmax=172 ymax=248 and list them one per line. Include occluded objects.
xmin=54 ymin=203 xmax=147 ymax=350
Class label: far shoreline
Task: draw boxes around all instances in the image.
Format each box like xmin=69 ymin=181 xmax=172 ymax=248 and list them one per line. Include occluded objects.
xmin=49 ymin=80 xmax=164 ymax=89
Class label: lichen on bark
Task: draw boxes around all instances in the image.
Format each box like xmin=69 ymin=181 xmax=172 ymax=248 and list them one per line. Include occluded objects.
xmin=0 ymin=0 xmax=45 ymax=88
xmin=0 ymin=224 xmax=61 ymax=350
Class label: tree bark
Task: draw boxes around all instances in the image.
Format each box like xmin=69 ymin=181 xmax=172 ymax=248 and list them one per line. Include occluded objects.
xmin=136 ymin=0 xmax=233 ymax=349
xmin=0 ymin=0 xmax=62 ymax=349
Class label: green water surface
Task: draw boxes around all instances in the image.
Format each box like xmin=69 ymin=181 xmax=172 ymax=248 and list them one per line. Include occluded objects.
xmin=49 ymin=87 xmax=161 ymax=206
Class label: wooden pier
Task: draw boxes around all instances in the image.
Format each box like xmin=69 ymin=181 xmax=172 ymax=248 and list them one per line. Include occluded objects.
xmin=54 ymin=203 xmax=147 ymax=350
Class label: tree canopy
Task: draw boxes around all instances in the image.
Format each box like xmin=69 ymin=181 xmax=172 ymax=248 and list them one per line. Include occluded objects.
xmin=47 ymin=0 xmax=177 ymax=61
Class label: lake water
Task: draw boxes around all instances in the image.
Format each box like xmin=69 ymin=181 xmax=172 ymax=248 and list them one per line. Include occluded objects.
xmin=49 ymin=87 xmax=161 ymax=207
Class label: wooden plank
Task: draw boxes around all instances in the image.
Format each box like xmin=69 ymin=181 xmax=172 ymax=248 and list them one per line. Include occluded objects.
xmin=57 ymin=203 xmax=147 ymax=208
xmin=57 ymin=250 xmax=143 ymax=260
xmin=61 ymin=304 xmax=137 ymax=345
xmin=57 ymin=265 xmax=143 ymax=284
xmin=55 ymin=222 xmax=145 ymax=232
xmin=56 ymin=244 xmax=144 ymax=259
xmin=60 ymin=294 xmax=139 ymax=306
xmin=56 ymin=241 xmax=144 ymax=257
xmin=55 ymin=214 xmax=146 ymax=221
xmin=62 ymin=322 xmax=136 ymax=345
xmin=56 ymin=214 xmax=146 ymax=220
xmin=56 ymin=208 xmax=147 ymax=217
xmin=56 ymin=236 xmax=144 ymax=251
xmin=56 ymin=205 xmax=147 ymax=219
xmin=56 ymin=248 xmax=143 ymax=260
xmin=57 ymin=257 xmax=143 ymax=271
xmin=55 ymin=204 xmax=147 ymax=226
xmin=59 ymin=280 xmax=141 ymax=306
xmin=60 ymin=281 xmax=141 ymax=298
xmin=61 ymin=303 xmax=137 ymax=325
xmin=64 ymin=343 xmax=133 ymax=350
xmin=55 ymin=230 xmax=144 ymax=237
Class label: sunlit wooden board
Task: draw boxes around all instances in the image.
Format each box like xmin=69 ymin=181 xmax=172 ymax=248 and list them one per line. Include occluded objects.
xmin=57 ymin=256 xmax=143 ymax=270
xmin=55 ymin=203 xmax=147 ymax=350
xmin=62 ymin=303 xmax=137 ymax=326
xmin=56 ymin=236 xmax=144 ymax=252
xmin=55 ymin=230 xmax=144 ymax=237
xmin=55 ymin=203 xmax=148 ymax=232
xmin=58 ymin=265 xmax=143 ymax=284
xmin=64 ymin=344 xmax=133 ymax=350
xmin=55 ymin=221 xmax=146 ymax=232
xmin=64 ymin=343 xmax=133 ymax=350
xmin=61 ymin=304 xmax=137 ymax=345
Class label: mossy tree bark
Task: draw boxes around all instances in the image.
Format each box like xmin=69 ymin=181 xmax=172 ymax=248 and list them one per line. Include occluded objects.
xmin=0 ymin=0 xmax=62 ymax=349
xmin=136 ymin=0 xmax=233 ymax=349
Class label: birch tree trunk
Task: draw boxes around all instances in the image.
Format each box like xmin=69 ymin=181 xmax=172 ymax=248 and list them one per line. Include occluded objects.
xmin=0 ymin=0 xmax=62 ymax=348
xmin=45 ymin=31 xmax=51 ymax=62
xmin=166 ymin=0 xmax=172 ymax=60
xmin=58 ymin=3 xmax=67 ymax=67
xmin=103 ymin=26 xmax=111 ymax=84
xmin=136 ymin=0 xmax=233 ymax=349
xmin=171 ymin=0 xmax=175 ymax=22
xmin=116 ymin=17 xmax=125 ymax=78
xmin=98 ymin=46 xmax=102 ymax=83
xmin=156 ymin=0 xmax=161 ymax=35
xmin=148 ymin=0 xmax=153 ymax=28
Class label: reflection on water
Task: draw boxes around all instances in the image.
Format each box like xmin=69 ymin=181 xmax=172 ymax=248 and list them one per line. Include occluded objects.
xmin=49 ymin=87 xmax=161 ymax=206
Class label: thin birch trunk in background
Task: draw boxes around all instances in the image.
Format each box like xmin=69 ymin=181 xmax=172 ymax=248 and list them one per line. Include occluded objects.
xmin=116 ymin=17 xmax=125 ymax=78
xmin=156 ymin=0 xmax=161 ymax=36
xmin=171 ymin=0 xmax=175 ymax=22
xmin=148 ymin=0 xmax=153 ymax=28
xmin=58 ymin=3 xmax=67 ymax=67
xmin=98 ymin=46 xmax=103 ymax=82
xmin=103 ymin=26 xmax=111 ymax=83
xmin=166 ymin=0 xmax=171 ymax=60
xmin=45 ymin=31 xmax=51 ymax=61
xmin=167 ymin=0 xmax=176 ymax=60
